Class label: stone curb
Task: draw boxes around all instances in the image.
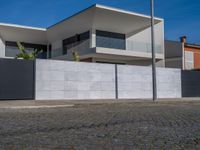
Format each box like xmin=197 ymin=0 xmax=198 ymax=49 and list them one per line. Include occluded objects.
xmin=0 ymin=104 xmax=75 ymax=109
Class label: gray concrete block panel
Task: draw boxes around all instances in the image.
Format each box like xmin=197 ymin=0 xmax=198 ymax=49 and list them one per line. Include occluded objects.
xmin=36 ymin=60 xmax=182 ymax=100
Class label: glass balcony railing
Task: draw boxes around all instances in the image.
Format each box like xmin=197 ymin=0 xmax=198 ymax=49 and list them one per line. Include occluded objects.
xmin=50 ymin=39 xmax=163 ymax=58
xmin=50 ymin=40 xmax=90 ymax=58
xmin=126 ymin=41 xmax=163 ymax=54
xmin=96 ymin=36 xmax=163 ymax=54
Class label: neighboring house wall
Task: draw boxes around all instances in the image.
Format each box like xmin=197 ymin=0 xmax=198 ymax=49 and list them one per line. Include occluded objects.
xmin=165 ymin=40 xmax=182 ymax=58
xmin=194 ymin=52 xmax=200 ymax=68
xmin=35 ymin=59 xmax=182 ymax=100
xmin=180 ymin=36 xmax=200 ymax=70
xmin=0 ymin=36 xmax=5 ymax=58
xmin=126 ymin=22 xmax=164 ymax=55
xmin=165 ymin=39 xmax=200 ymax=70
xmin=185 ymin=46 xmax=200 ymax=69
xmin=165 ymin=40 xmax=183 ymax=69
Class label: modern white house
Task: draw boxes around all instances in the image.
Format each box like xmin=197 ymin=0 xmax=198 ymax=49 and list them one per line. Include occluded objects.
xmin=0 ymin=4 xmax=165 ymax=66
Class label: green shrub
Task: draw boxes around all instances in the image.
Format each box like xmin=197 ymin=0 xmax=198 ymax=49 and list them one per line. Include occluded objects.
xmin=15 ymin=42 xmax=43 ymax=60
xmin=72 ymin=49 xmax=80 ymax=62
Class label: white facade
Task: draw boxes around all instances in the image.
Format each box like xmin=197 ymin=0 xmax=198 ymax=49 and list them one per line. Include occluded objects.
xmin=0 ymin=4 xmax=165 ymax=66
xmin=126 ymin=22 xmax=164 ymax=54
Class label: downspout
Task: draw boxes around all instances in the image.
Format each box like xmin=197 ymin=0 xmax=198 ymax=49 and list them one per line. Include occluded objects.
xmin=180 ymin=36 xmax=186 ymax=70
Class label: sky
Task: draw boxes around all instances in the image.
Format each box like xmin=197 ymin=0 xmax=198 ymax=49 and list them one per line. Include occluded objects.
xmin=0 ymin=0 xmax=199 ymax=44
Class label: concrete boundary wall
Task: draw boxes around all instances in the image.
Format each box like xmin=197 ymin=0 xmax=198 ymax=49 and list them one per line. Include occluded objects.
xmin=157 ymin=67 xmax=182 ymax=98
xmin=35 ymin=59 xmax=182 ymax=100
xmin=36 ymin=59 xmax=116 ymax=100
xmin=117 ymin=65 xmax=153 ymax=99
xmin=117 ymin=65 xmax=182 ymax=99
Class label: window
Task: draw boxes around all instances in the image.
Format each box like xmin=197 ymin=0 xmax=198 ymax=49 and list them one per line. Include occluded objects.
xmin=5 ymin=41 xmax=47 ymax=59
xmin=185 ymin=51 xmax=194 ymax=70
xmin=63 ymin=31 xmax=90 ymax=54
xmin=96 ymin=30 xmax=126 ymax=50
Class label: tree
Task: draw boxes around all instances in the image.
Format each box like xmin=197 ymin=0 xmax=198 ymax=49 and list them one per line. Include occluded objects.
xmin=15 ymin=42 xmax=43 ymax=60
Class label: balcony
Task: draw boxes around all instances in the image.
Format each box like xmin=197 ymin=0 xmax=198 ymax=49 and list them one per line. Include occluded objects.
xmin=51 ymin=39 xmax=163 ymax=60
xmin=126 ymin=41 xmax=163 ymax=54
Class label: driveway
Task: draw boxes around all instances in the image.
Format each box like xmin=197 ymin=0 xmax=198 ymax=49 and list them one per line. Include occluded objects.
xmin=0 ymin=100 xmax=200 ymax=150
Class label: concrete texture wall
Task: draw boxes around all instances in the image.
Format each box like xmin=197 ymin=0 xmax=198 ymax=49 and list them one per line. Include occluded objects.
xmin=117 ymin=65 xmax=153 ymax=99
xmin=157 ymin=67 xmax=182 ymax=98
xmin=36 ymin=59 xmax=182 ymax=100
xmin=117 ymin=65 xmax=182 ymax=99
xmin=182 ymin=71 xmax=200 ymax=97
xmin=35 ymin=59 xmax=115 ymax=100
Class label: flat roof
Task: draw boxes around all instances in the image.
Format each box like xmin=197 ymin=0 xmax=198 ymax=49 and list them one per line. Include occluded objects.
xmin=0 ymin=4 xmax=163 ymax=31
xmin=48 ymin=4 xmax=163 ymax=29
xmin=0 ymin=23 xmax=46 ymax=31
xmin=185 ymin=43 xmax=200 ymax=49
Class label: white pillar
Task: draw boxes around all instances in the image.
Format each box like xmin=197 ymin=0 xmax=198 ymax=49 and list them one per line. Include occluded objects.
xmin=90 ymin=28 xmax=96 ymax=48
xmin=182 ymin=42 xmax=185 ymax=70
xmin=0 ymin=35 xmax=5 ymax=58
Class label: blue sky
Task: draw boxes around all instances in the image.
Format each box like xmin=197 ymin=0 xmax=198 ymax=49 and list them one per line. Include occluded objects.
xmin=0 ymin=0 xmax=199 ymax=44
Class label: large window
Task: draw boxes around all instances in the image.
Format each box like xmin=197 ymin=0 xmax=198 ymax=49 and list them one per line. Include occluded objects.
xmin=63 ymin=31 xmax=90 ymax=54
xmin=5 ymin=41 xmax=47 ymax=59
xmin=96 ymin=30 xmax=126 ymax=50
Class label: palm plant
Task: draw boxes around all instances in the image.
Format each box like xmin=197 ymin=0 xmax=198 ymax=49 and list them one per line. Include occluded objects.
xmin=15 ymin=42 xmax=43 ymax=60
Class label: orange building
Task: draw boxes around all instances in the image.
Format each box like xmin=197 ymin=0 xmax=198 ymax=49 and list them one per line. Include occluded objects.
xmin=181 ymin=36 xmax=200 ymax=70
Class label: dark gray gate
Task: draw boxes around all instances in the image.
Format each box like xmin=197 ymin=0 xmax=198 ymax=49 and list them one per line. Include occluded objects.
xmin=0 ymin=58 xmax=35 ymax=100
xmin=182 ymin=70 xmax=200 ymax=97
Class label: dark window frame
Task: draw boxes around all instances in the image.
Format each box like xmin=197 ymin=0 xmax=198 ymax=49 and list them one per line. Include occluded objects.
xmin=63 ymin=31 xmax=90 ymax=55
xmin=96 ymin=30 xmax=126 ymax=50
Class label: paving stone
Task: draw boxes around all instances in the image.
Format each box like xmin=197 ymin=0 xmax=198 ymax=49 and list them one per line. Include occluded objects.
xmin=0 ymin=101 xmax=200 ymax=149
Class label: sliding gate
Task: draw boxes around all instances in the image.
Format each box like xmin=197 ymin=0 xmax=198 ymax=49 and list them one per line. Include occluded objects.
xmin=0 ymin=58 xmax=35 ymax=100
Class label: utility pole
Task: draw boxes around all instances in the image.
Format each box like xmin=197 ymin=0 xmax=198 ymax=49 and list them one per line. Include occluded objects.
xmin=150 ymin=0 xmax=157 ymax=101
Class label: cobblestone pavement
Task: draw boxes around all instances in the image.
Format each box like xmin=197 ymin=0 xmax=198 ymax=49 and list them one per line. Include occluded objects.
xmin=0 ymin=101 xmax=200 ymax=150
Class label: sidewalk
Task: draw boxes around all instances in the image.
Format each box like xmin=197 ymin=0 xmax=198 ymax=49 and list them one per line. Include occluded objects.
xmin=0 ymin=100 xmax=75 ymax=109
xmin=0 ymin=98 xmax=200 ymax=109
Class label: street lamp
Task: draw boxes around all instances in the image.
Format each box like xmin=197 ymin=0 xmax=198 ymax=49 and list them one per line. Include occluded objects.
xmin=150 ymin=0 xmax=157 ymax=101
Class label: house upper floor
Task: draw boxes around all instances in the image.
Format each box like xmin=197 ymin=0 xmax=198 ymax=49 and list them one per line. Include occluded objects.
xmin=0 ymin=4 xmax=165 ymax=63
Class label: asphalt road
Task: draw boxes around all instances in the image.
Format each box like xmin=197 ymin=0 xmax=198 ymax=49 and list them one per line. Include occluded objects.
xmin=0 ymin=100 xmax=200 ymax=150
